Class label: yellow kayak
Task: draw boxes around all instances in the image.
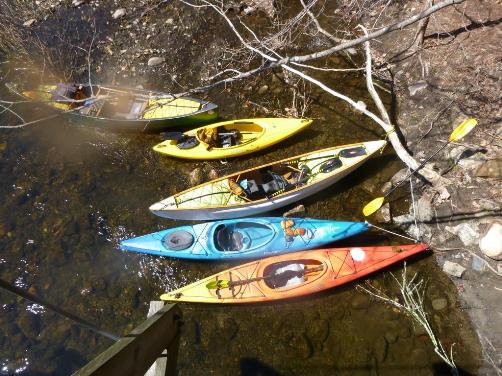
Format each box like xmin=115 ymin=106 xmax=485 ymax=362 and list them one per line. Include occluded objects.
xmin=152 ymin=118 xmax=312 ymax=159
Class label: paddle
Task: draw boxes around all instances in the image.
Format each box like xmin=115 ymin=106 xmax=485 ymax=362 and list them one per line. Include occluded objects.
xmin=205 ymin=264 xmax=324 ymax=290
xmin=362 ymin=118 xmax=478 ymax=217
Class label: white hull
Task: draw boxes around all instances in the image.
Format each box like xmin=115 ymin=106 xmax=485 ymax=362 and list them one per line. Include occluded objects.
xmin=150 ymin=140 xmax=383 ymax=220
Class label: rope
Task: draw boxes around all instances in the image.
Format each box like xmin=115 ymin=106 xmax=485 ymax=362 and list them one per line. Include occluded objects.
xmin=383 ymin=126 xmax=395 ymax=140
xmin=409 ymin=167 xmax=421 ymax=241
xmin=366 ymin=221 xmax=419 ymax=243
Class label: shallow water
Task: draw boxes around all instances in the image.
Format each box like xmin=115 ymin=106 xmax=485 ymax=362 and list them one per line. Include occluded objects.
xmin=0 ymin=77 xmax=481 ymax=375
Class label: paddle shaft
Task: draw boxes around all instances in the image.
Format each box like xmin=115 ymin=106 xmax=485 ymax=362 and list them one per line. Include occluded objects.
xmin=384 ymin=141 xmax=449 ymax=198
xmin=0 ymin=277 xmax=119 ymax=341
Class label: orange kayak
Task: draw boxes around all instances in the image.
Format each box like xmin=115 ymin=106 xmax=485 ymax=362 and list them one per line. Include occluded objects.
xmin=160 ymin=243 xmax=429 ymax=303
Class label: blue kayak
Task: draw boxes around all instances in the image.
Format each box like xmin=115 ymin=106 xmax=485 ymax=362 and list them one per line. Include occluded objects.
xmin=119 ymin=217 xmax=368 ymax=260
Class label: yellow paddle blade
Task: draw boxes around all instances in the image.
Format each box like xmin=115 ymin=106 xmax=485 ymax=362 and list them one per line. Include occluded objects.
xmin=363 ymin=197 xmax=385 ymax=217
xmin=449 ymin=118 xmax=477 ymax=142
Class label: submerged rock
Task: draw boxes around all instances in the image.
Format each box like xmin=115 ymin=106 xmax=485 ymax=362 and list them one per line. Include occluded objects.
xmin=291 ymin=333 xmax=313 ymax=359
xmin=189 ymin=168 xmax=203 ymax=185
xmin=351 ymin=293 xmax=369 ymax=310
xmin=112 ymin=8 xmax=126 ymax=19
xmin=208 ymin=168 xmax=219 ymax=180
xmin=373 ymin=336 xmax=388 ymax=363
xmin=148 ymin=57 xmax=165 ymax=67
xmin=442 ymin=260 xmax=466 ymax=278
xmin=257 ymin=85 xmax=269 ymax=94
xmin=431 ymin=298 xmax=448 ymax=311
xmin=479 ymin=220 xmax=502 ymax=260
xmin=23 ymin=19 xmax=36 ymax=27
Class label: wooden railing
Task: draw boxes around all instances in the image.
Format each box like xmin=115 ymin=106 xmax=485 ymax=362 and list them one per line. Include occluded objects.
xmin=73 ymin=302 xmax=182 ymax=376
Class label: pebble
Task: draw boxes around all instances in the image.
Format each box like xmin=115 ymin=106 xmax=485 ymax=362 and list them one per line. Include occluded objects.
xmin=442 ymin=260 xmax=466 ymax=278
xmin=72 ymin=0 xmax=85 ymax=6
xmin=166 ymin=18 xmax=174 ymax=25
xmin=479 ymin=220 xmax=502 ymax=260
xmin=112 ymin=8 xmax=126 ymax=19
xmin=431 ymin=297 xmax=448 ymax=311
xmin=23 ymin=19 xmax=36 ymax=27
xmin=147 ymin=56 xmax=165 ymax=66
xmin=408 ymin=80 xmax=428 ymax=96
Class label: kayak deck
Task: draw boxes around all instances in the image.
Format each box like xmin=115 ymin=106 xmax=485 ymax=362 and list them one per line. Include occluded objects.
xmin=160 ymin=243 xmax=429 ymax=303
xmin=153 ymin=118 xmax=312 ymax=159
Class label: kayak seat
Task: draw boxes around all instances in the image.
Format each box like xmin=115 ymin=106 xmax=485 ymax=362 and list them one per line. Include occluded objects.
xmin=261 ymin=171 xmax=290 ymax=195
xmin=215 ymin=225 xmax=244 ymax=252
xmin=266 ymin=263 xmax=305 ymax=289
xmin=216 ymin=128 xmax=241 ymax=148
xmin=115 ymin=100 xmax=148 ymax=119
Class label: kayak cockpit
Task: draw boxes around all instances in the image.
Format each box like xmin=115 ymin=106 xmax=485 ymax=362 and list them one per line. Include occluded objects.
xmin=262 ymin=259 xmax=324 ymax=289
xmin=193 ymin=121 xmax=264 ymax=149
xmin=213 ymin=221 xmax=275 ymax=253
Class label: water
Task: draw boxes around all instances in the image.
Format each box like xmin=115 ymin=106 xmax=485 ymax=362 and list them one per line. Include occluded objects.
xmin=0 ymin=75 xmax=481 ymax=374
xmin=0 ymin=9 xmax=480 ymax=373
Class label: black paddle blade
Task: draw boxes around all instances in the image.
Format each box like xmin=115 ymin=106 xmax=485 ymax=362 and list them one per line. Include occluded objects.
xmin=319 ymin=157 xmax=342 ymax=173
xmin=339 ymin=146 xmax=367 ymax=158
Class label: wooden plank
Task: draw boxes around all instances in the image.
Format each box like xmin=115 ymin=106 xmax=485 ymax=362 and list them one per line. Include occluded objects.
xmin=145 ymin=301 xmax=167 ymax=376
xmin=73 ymin=303 xmax=181 ymax=376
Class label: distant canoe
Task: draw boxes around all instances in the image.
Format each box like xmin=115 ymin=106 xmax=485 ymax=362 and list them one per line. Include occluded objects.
xmin=149 ymin=140 xmax=387 ymax=220
xmin=153 ymin=118 xmax=313 ymax=159
xmin=160 ymin=243 xmax=430 ymax=303
xmin=119 ymin=217 xmax=368 ymax=260
xmin=16 ymin=83 xmax=218 ymax=133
